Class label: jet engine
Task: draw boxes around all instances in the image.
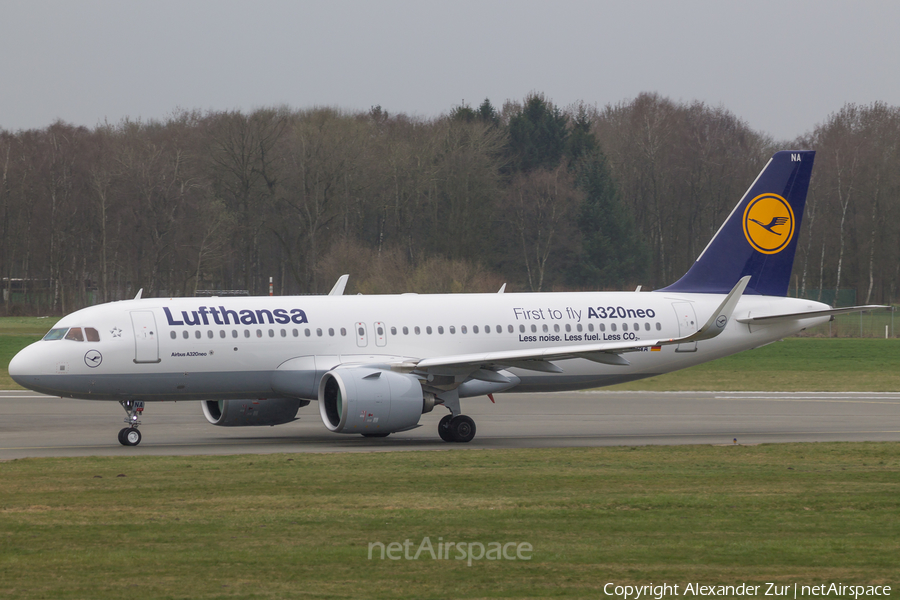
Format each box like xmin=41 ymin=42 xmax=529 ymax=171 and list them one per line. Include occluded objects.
xmin=202 ymin=398 xmax=309 ymax=426
xmin=318 ymin=367 xmax=433 ymax=435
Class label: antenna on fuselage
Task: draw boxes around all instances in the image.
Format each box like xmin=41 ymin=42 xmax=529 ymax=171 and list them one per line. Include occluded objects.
xmin=134 ymin=288 xmax=143 ymax=300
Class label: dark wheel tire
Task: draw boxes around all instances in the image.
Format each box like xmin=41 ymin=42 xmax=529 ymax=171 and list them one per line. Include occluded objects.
xmin=438 ymin=415 xmax=454 ymax=442
xmin=449 ymin=415 xmax=476 ymax=443
xmin=118 ymin=428 xmax=130 ymax=446
xmin=361 ymin=433 xmax=390 ymax=438
xmin=124 ymin=427 xmax=142 ymax=446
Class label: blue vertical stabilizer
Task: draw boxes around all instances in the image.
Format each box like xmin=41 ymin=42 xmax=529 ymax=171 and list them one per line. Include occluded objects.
xmin=659 ymin=150 xmax=815 ymax=296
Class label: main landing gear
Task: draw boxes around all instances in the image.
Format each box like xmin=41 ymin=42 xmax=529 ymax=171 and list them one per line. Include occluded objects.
xmin=438 ymin=414 xmax=476 ymax=443
xmin=118 ymin=400 xmax=144 ymax=446
xmin=436 ymin=390 xmax=477 ymax=443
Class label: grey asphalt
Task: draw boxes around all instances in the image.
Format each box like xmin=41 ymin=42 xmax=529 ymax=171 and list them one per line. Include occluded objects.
xmin=2 ymin=390 xmax=899 ymax=459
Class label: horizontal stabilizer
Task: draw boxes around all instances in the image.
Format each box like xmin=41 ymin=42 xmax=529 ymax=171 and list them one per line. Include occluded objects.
xmin=736 ymin=304 xmax=890 ymax=324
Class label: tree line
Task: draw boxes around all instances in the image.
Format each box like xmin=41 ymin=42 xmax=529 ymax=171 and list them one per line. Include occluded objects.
xmin=0 ymin=93 xmax=898 ymax=314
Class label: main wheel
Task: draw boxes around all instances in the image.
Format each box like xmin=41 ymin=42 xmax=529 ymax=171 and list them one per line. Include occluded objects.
xmin=117 ymin=428 xmax=129 ymax=446
xmin=438 ymin=415 xmax=454 ymax=442
xmin=449 ymin=415 xmax=476 ymax=443
xmin=123 ymin=427 xmax=142 ymax=446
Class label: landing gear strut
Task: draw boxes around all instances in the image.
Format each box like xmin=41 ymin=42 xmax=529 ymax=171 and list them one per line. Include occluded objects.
xmin=118 ymin=400 xmax=144 ymax=446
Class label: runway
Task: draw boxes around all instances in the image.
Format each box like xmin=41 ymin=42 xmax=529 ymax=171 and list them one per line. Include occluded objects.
xmin=2 ymin=389 xmax=899 ymax=459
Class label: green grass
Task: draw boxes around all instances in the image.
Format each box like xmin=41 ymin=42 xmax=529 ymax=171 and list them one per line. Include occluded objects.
xmin=608 ymin=338 xmax=900 ymax=391
xmin=0 ymin=445 xmax=897 ymax=599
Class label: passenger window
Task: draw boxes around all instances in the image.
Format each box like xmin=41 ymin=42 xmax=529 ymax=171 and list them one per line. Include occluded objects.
xmin=340 ymin=328 xmax=346 ymax=336
xmin=611 ymin=324 xmax=617 ymax=332
xmin=473 ymin=325 xmax=479 ymax=334
xmin=461 ymin=325 xmax=467 ymax=334
xmin=577 ymin=324 xmax=583 ymax=332
xmin=281 ymin=329 xmax=287 ymax=337
xmin=519 ymin=325 xmax=525 ymax=333
xmin=530 ymin=325 xmax=536 ymax=333
xmin=269 ymin=329 xmax=275 ymax=337
xmin=65 ymin=328 xmax=84 ymax=342
xmin=244 ymin=330 xmax=250 ymax=338
xmin=317 ymin=328 xmax=323 ymax=337
xmin=542 ymin=324 xmax=548 ymax=333
xmin=232 ymin=330 xmax=238 ymax=338
xmin=257 ymin=329 xmax=263 ymax=338
xmin=644 ymin=323 xmax=650 ymax=331
xmin=656 ymin=322 xmax=662 ymax=331
xmin=170 ymin=331 xmax=177 ymax=340
xmin=208 ymin=330 xmax=214 ymax=338
xmin=588 ymin=323 xmax=594 ymax=332
xmin=402 ymin=326 xmax=409 ymax=335
xmin=634 ymin=323 xmax=639 ymax=331
xmin=330 ymin=328 xmax=336 ymax=336
xmin=508 ymin=325 xmax=513 ymax=333
xmin=305 ymin=329 xmax=311 ymax=337
xmin=294 ymin=329 xmax=300 ymax=337
xmin=599 ymin=324 xmax=605 ymax=332
xmin=195 ymin=330 xmax=202 ymax=339
xmin=426 ymin=326 xmax=432 ymax=334
xmin=553 ymin=324 xmax=560 ymax=333
xmin=183 ymin=331 xmax=189 ymax=339
xmin=390 ymin=327 xmax=396 ymax=335
xmin=438 ymin=326 xmax=444 ymax=334
xmin=623 ymin=323 xmax=628 ymax=331
xmin=220 ymin=330 xmax=226 ymax=338
xmin=85 ymin=328 xmax=100 ymax=342
xmin=376 ymin=326 xmax=383 ymax=336
xmin=565 ymin=324 xmax=571 ymax=332
xmin=449 ymin=326 xmax=456 ymax=334
xmin=415 ymin=326 xmax=421 ymax=335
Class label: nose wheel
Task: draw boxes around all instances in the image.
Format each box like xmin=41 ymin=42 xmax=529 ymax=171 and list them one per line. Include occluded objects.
xmin=118 ymin=427 xmax=142 ymax=446
xmin=118 ymin=400 xmax=144 ymax=446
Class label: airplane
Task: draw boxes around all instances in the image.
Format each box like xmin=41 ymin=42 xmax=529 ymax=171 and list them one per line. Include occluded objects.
xmin=8 ymin=150 xmax=888 ymax=446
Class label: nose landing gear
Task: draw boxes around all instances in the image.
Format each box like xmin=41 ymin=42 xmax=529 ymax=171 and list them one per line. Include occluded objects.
xmin=118 ymin=400 xmax=144 ymax=446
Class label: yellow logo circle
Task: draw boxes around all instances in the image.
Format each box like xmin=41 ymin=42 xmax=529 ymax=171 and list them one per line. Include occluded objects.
xmin=742 ymin=193 xmax=795 ymax=254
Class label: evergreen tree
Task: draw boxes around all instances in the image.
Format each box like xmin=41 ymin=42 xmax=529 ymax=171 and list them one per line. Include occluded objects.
xmin=571 ymin=150 xmax=649 ymax=288
xmin=506 ymin=94 xmax=568 ymax=173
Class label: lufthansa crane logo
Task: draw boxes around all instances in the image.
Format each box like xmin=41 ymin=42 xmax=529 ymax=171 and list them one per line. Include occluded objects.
xmin=84 ymin=350 xmax=102 ymax=368
xmin=742 ymin=193 xmax=795 ymax=254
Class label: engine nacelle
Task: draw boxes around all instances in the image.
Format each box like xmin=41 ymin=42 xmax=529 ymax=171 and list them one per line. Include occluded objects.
xmin=318 ymin=368 xmax=431 ymax=434
xmin=202 ymin=398 xmax=308 ymax=427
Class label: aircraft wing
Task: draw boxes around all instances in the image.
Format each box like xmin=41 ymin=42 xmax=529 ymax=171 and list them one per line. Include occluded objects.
xmin=414 ymin=276 xmax=750 ymax=373
xmin=736 ymin=305 xmax=890 ymax=325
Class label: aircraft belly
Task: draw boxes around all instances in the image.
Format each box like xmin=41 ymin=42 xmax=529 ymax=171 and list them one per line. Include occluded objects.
xmin=13 ymin=370 xmax=279 ymax=401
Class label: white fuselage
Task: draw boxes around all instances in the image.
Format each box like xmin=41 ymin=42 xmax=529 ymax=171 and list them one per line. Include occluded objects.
xmin=9 ymin=290 xmax=831 ymax=402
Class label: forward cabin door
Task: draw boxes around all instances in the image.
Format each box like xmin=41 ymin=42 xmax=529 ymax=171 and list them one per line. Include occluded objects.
xmin=131 ymin=311 xmax=161 ymax=363
xmin=672 ymin=302 xmax=698 ymax=352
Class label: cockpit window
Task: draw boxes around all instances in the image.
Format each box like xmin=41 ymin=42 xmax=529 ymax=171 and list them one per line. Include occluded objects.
xmin=85 ymin=327 xmax=100 ymax=342
xmin=43 ymin=328 xmax=68 ymax=341
xmin=64 ymin=328 xmax=84 ymax=342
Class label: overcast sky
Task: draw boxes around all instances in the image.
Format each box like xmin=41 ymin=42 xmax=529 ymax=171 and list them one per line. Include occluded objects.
xmin=2 ymin=0 xmax=898 ymax=141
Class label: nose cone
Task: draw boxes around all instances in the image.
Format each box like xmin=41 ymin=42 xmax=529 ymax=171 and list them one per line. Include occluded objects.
xmin=8 ymin=342 xmax=40 ymax=388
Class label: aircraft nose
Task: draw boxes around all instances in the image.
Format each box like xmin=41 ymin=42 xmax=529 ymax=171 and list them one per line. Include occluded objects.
xmin=8 ymin=343 xmax=40 ymax=386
